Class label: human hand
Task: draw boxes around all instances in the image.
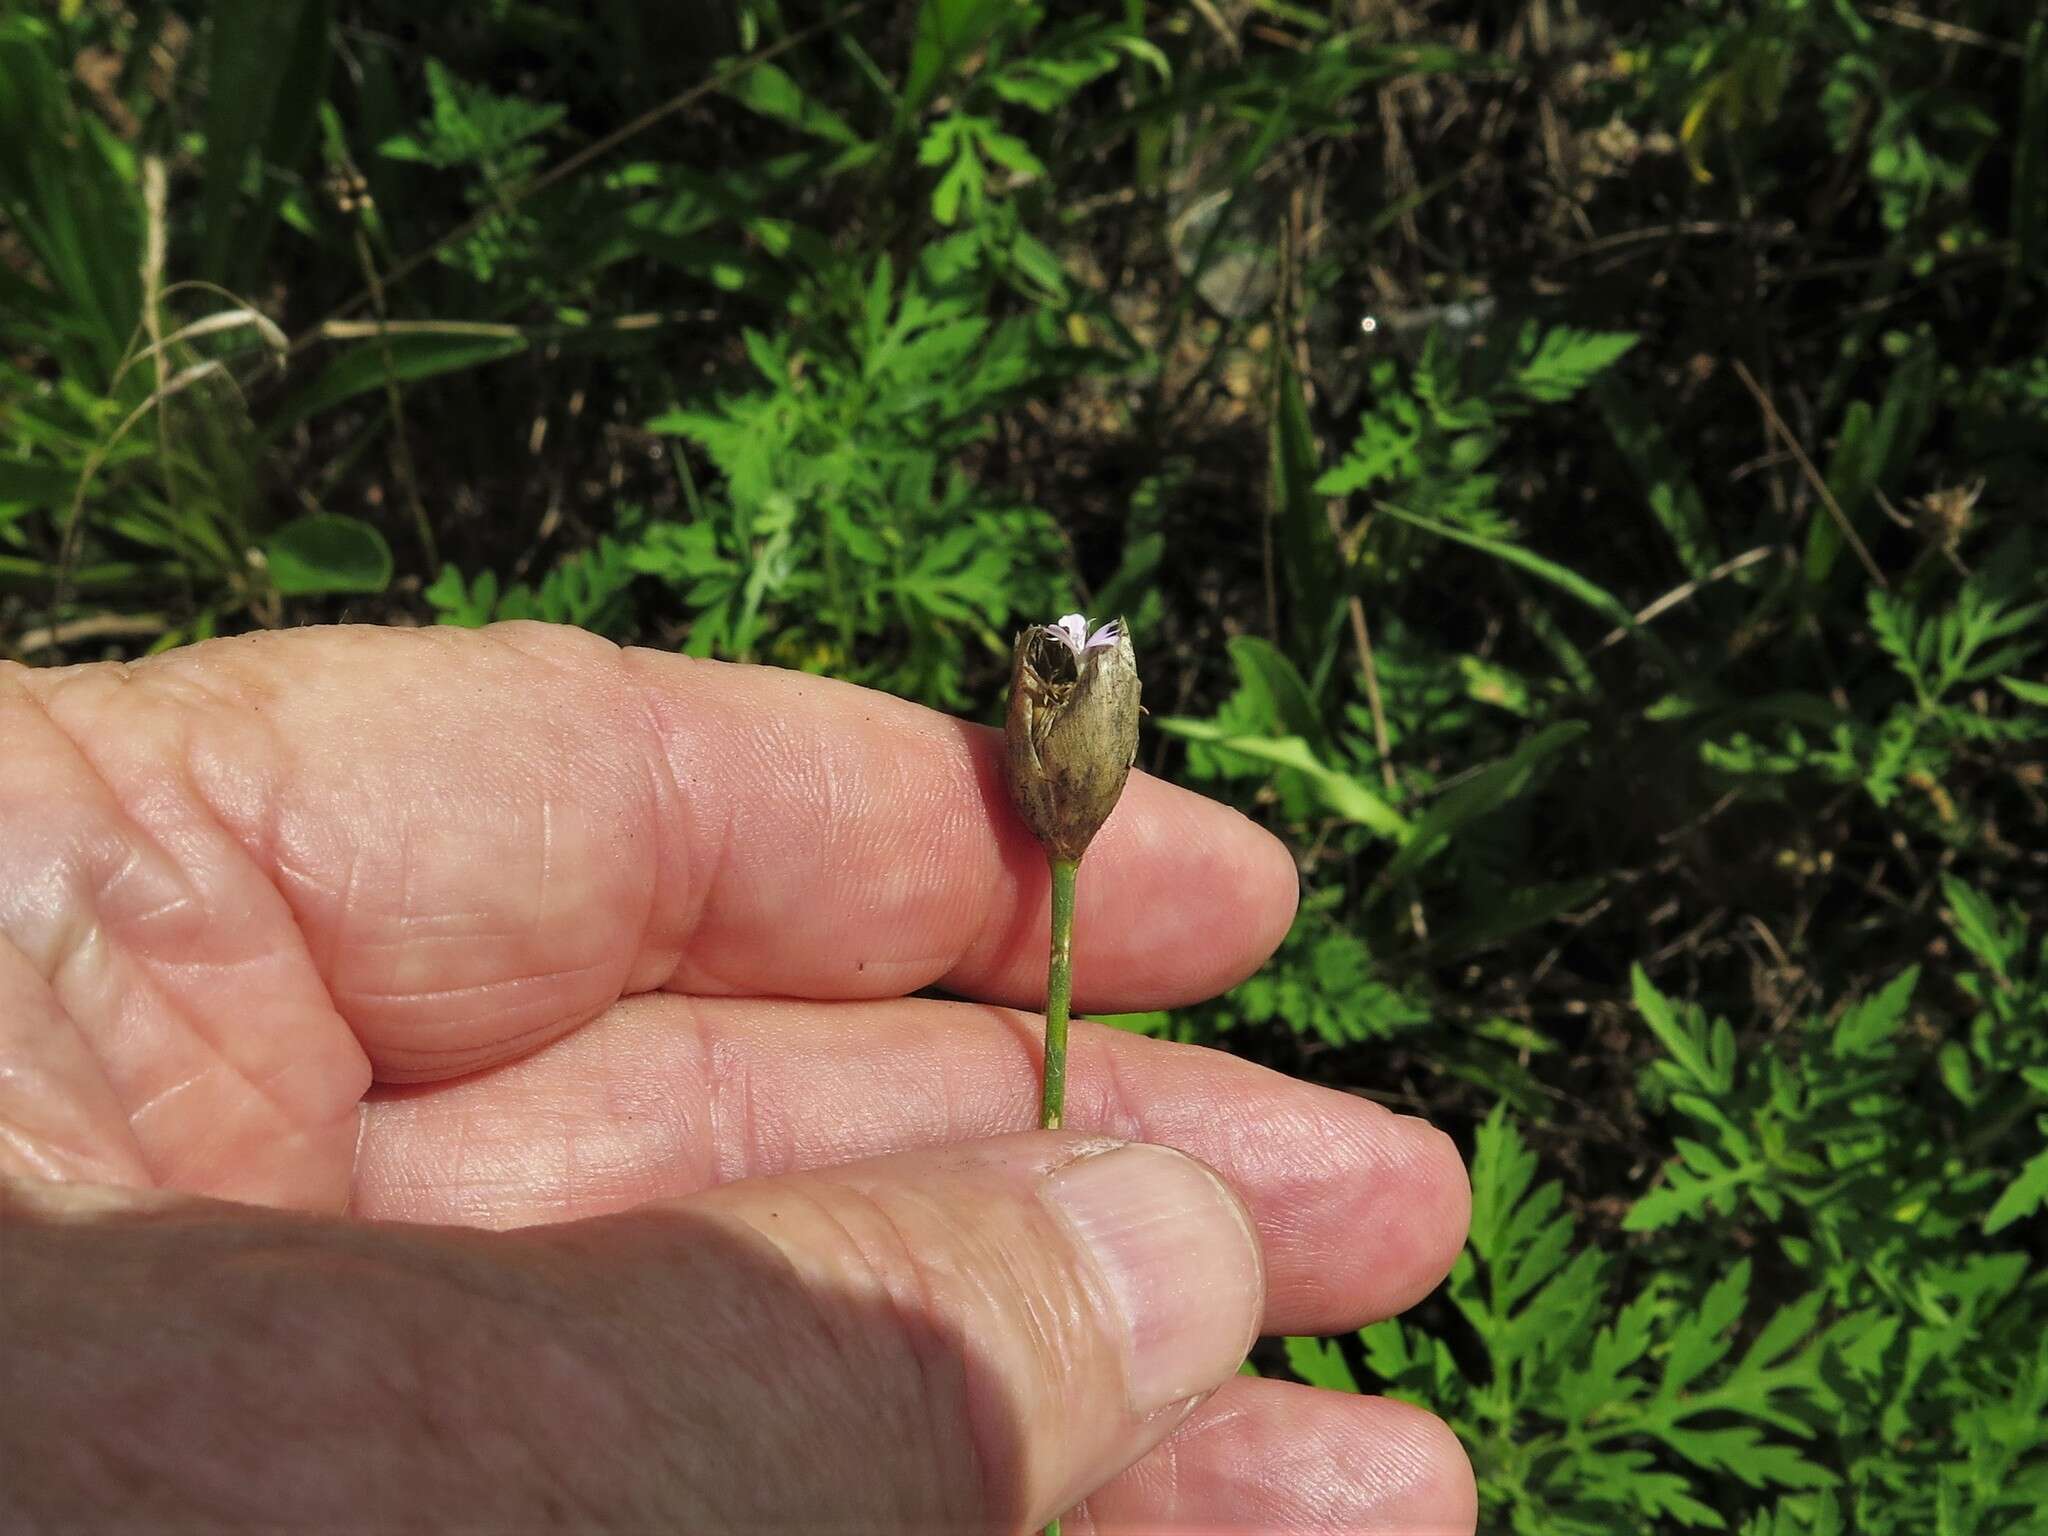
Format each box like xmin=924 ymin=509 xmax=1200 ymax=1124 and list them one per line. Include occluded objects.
xmin=0 ymin=623 xmax=1474 ymax=1532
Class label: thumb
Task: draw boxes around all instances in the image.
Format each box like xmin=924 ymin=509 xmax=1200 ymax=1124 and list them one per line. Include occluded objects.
xmin=3 ymin=1136 xmax=1262 ymax=1532
xmin=656 ymin=1131 xmax=1264 ymax=1530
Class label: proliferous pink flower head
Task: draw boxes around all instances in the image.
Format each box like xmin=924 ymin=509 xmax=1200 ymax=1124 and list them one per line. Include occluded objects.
xmin=1046 ymin=613 xmax=1123 ymax=653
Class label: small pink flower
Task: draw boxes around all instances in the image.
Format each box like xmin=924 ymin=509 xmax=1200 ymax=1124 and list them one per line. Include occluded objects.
xmin=1046 ymin=613 xmax=1124 ymax=654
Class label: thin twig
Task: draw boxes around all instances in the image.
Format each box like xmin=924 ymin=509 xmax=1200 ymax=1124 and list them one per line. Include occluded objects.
xmin=1185 ymin=0 xmax=1240 ymax=55
xmin=54 ymin=158 xmax=180 ymax=626
xmin=1335 ymin=506 xmax=1427 ymax=941
xmin=111 ymin=308 xmax=287 ymax=389
xmin=53 ymin=360 xmax=238 ymax=621
xmin=329 ymin=131 xmax=436 ymax=567
xmin=141 ymin=159 xmax=171 ymax=521
xmin=1729 ymin=358 xmax=1887 ymax=589
xmin=1551 ymin=219 xmax=1797 ymax=262
xmin=317 ymin=319 xmax=525 ymax=342
xmin=1347 ymin=595 xmax=1398 ymax=802
xmin=1867 ymin=5 xmax=2026 ymax=58
xmin=315 ymin=312 xmax=720 ymax=344
xmin=10 ymin=612 xmax=170 ymax=658
xmin=350 ymin=219 xmax=436 ymax=571
xmin=1591 ymin=544 xmax=1784 ymax=651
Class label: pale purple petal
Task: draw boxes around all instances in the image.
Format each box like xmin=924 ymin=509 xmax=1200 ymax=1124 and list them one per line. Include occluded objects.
xmin=1039 ymin=613 xmax=1124 ymax=654
xmin=1047 ymin=613 xmax=1091 ymax=651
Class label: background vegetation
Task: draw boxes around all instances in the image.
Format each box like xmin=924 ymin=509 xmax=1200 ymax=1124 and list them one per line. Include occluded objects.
xmin=5 ymin=0 xmax=2046 ymax=1528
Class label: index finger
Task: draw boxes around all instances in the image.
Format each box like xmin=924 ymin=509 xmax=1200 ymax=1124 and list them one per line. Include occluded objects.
xmin=21 ymin=623 xmax=1297 ymax=1078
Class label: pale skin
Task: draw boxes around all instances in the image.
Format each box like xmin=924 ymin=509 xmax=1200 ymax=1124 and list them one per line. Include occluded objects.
xmin=0 ymin=622 xmax=1477 ymax=1533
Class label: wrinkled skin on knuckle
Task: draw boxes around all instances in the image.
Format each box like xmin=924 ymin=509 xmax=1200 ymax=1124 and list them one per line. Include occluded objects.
xmin=0 ymin=649 xmax=370 ymax=1206
xmin=0 ymin=624 xmax=693 ymax=1203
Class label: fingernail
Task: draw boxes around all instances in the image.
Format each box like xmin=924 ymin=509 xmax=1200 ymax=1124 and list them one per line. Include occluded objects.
xmin=1042 ymin=1143 xmax=1263 ymax=1417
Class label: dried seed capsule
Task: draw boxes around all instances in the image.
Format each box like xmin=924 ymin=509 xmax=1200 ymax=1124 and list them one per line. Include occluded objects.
xmin=1004 ymin=614 xmax=1141 ymax=862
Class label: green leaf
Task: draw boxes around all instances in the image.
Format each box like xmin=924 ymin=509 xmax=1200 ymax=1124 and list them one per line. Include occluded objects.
xmin=1626 ymin=1137 xmax=1762 ymax=1231
xmin=423 ymin=563 xmax=493 ymax=626
xmin=1984 ymin=1140 xmax=2048 ymax=1235
xmin=268 ymin=330 xmax=527 ymax=435
xmin=1376 ymin=720 xmax=1588 ymax=891
xmin=0 ymin=21 xmax=146 ymax=370
xmin=1804 ymin=399 xmax=1874 ymax=586
xmin=1658 ymin=1260 xmax=1748 ymax=1400
xmin=1832 ymin=967 xmax=1917 ymax=1056
xmin=975 ymin=126 xmax=1047 ymax=182
xmin=199 ymin=5 xmax=296 ymax=220
xmin=1088 ymin=534 xmax=1161 ymax=627
xmin=0 ymin=457 xmax=78 ymax=509
xmin=1155 ymin=719 xmax=1410 ymax=838
xmin=1094 ymin=1010 xmax=1173 ymax=1038
xmin=200 ymin=0 xmax=334 ymax=286
xmin=1601 ymin=382 xmax=1718 ymax=576
xmin=1465 ymin=1104 xmax=1539 ymax=1261
xmin=720 ymin=61 xmax=860 ymax=146
xmin=1514 ymin=326 xmax=1637 ymax=403
xmin=1270 ymin=351 xmax=1344 ymax=679
xmin=929 ymin=143 xmax=978 ymax=226
xmin=1807 ymin=347 xmax=1935 ymax=587
xmin=1432 ymin=876 xmax=1606 ymax=957
xmin=1375 ymin=501 xmax=1641 ymax=635
xmin=263 ymin=513 xmax=392 ymax=596
xmin=1284 ymin=1336 xmax=1360 ymax=1393
xmin=1735 ymin=1289 xmax=1825 ymax=1383
xmin=1941 ymin=874 xmax=2015 ymax=982
xmin=1224 ymin=635 xmax=1330 ymax=753
xmin=1632 ymin=965 xmax=1736 ymax=1095
xmin=902 ymin=0 xmax=1011 ymax=117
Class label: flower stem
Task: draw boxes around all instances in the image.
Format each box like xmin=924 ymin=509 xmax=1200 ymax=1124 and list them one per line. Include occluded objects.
xmin=1039 ymin=853 xmax=1079 ymax=1536
xmin=1039 ymin=855 xmax=1079 ymax=1130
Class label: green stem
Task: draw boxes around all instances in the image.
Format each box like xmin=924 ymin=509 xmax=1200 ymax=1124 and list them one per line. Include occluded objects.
xmin=1040 ymin=855 xmax=1080 ymax=1131
xmin=1039 ymin=855 xmax=1080 ymax=1536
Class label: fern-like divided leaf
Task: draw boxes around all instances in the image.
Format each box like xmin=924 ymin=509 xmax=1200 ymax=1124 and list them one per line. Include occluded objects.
xmin=1292 ymin=1108 xmax=1836 ymax=1533
xmin=1513 ymin=325 xmax=1639 ymax=404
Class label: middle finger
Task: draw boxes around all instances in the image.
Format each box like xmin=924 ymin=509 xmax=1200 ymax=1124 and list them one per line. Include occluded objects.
xmin=352 ymin=993 xmax=1470 ymax=1337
